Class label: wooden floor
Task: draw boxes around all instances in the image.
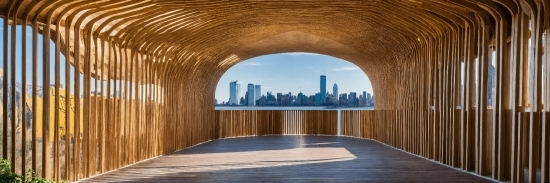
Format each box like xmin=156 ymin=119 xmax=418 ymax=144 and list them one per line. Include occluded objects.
xmin=80 ymin=136 xmax=494 ymax=182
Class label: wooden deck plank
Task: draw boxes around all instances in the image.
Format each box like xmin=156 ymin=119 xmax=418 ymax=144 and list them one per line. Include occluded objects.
xmin=80 ymin=136 xmax=494 ymax=183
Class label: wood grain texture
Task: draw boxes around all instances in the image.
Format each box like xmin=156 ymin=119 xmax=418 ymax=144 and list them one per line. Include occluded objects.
xmin=80 ymin=136 xmax=493 ymax=183
xmin=0 ymin=0 xmax=548 ymax=182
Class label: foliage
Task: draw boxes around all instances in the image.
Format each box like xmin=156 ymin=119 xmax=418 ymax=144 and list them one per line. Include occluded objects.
xmin=0 ymin=159 xmax=22 ymax=183
xmin=0 ymin=159 xmax=67 ymax=183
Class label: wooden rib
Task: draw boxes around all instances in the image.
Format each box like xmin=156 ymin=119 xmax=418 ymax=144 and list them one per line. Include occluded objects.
xmin=0 ymin=1 xmax=549 ymax=182
xmin=8 ymin=0 xmax=17 ymax=173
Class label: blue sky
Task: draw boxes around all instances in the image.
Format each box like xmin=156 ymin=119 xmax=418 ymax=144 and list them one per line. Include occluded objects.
xmin=215 ymin=53 xmax=373 ymax=103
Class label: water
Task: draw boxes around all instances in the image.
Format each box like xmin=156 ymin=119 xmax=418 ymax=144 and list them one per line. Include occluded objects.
xmin=214 ymin=106 xmax=374 ymax=110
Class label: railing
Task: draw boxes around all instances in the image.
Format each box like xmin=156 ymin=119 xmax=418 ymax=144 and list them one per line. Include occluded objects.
xmin=339 ymin=109 xmax=550 ymax=182
xmin=215 ymin=110 xmax=338 ymax=137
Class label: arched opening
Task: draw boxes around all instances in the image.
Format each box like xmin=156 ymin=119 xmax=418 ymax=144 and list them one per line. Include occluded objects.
xmin=206 ymin=30 xmax=397 ymax=110
xmin=0 ymin=1 xmax=549 ymax=182
xmin=214 ymin=53 xmax=374 ymax=109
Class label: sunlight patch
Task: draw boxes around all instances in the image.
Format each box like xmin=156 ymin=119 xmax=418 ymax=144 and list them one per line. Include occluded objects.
xmin=140 ymin=147 xmax=356 ymax=173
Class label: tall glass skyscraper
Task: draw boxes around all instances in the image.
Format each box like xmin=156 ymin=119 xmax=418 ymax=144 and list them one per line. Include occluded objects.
xmin=320 ymin=75 xmax=326 ymax=105
xmin=333 ymin=83 xmax=338 ymax=105
xmin=247 ymin=84 xmax=255 ymax=106
xmin=254 ymin=85 xmax=261 ymax=101
xmin=229 ymin=81 xmax=240 ymax=105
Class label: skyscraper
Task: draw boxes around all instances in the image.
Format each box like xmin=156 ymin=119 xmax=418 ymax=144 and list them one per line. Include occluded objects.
xmin=363 ymin=91 xmax=367 ymax=106
xmin=229 ymin=80 xmax=240 ymax=105
xmin=244 ymin=91 xmax=249 ymax=105
xmin=247 ymin=84 xmax=255 ymax=106
xmin=349 ymin=92 xmax=357 ymax=106
xmin=254 ymin=85 xmax=261 ymax=101
xmin=297 ymin=92 xmax=304 ymax=106
xmin=277 ymin=93 xmax=283 ymax=106
xmin=320 ymin=75 xmax=326 ymax=105
xmin=367 ymin=93 xmax=372 ymax=106
xmin=340 ymin=93 xmax=348 ymax=106
xmin=333 ymin=83 xmax=338 ymax=105
xmin=315 ymin=92 xmax=322 ymax=106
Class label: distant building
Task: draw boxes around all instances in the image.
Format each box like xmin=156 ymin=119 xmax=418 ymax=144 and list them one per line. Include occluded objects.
xmin=286 ymin=92 xmax=293 ymax=106
xmin=277 ymin=93 xmax=283 ymax=106
xmin=367 ymin=93 xmax=372 ymax=107
xmin=333 ymin=83 xmax=338 ymax=105
xmin=266 ymin=92 xmax=276 ymax=106
xmin=258 ymin=95 xmax=267 ymax=106
xmin=320 ymin=75 xmax=326 ymax=105
xmin=254 ymin=85 xmax=261 ymax=101
xmin=244 ymin=91 xmax=249 ymax=105
xmin=297 ymin=92 xmax=304 ymax=106
xmin=315 ymin=92 xmax=322 ymax=106
xmin=340 ymin=93 xmax=348 ymax=106
xmin=229 ymin=81 xmax=240 ymax=105
xmin=308 ymin=95 xmax=316 ymax=106
xmin=239 ymin=96 xmax=245 ymax=105
xmin=348 ymin=92 xmax=357 ymax=106
xmin=247 ymin=84 xmax=255 ymax=106
xmin=371 ymin=95 xmax=375 ymax=106
xmin=360 ymin=91 xmax=367 ymax=106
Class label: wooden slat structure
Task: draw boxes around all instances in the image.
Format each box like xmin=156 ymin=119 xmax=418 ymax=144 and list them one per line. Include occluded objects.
xmin=0 ymin=0 xmax=548 ymax=182
xmin=216 ymin=110 xmax=337 ymax=137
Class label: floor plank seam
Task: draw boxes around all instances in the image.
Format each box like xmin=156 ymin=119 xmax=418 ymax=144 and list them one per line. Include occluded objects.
xmin=365 ymin=137 xmax=501 ymax=183
xmin=78 ymin=134 xmax=499 ymax=182
xmin=74 ymin=139 xmax=216 ymax=183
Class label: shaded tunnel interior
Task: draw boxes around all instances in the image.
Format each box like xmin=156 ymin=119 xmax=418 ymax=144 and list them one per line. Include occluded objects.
xmin=0 ymin=0 xmax=549 ymax=182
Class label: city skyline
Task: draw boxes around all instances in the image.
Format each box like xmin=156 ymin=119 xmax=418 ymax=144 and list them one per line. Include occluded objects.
xmin=218 ymin=76 xmax=374 ymax=107
xmin=215 ymin=53 xmax=373 ymax=103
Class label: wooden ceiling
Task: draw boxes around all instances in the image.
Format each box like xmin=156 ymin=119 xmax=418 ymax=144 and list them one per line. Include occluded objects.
xmin=0 ymin=1 xmax=522 ymax=97
xmin=1 ymin=1 xmax=549 ymax=182
xmin=0 ymin=0 xmax=544 ymax=109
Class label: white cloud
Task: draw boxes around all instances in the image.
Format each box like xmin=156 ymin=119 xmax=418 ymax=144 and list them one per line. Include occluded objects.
xmin=241 ymin=62 xmax=265 ymax=66
xmin=330 ymin=67 xmax=360 ymax=71
xmin=282 ymin=52 xmax=321 ymax=56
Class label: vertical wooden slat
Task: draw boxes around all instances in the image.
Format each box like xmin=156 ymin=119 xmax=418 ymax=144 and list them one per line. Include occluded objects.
xmin=53 ymin=13 xmax=61 ymax=181
xmin=20 ymin=10 xmax=27 ymax=176
xmin=2 ymin=1 xmax=11 ymax=162
xmin=2 ymin=1 xmax=16 ymax=172
xmin=527 ymin=3 xmax=545 ymax=182
xmin=63 ymin=12 xmax=71 ymax=181
xmin=42 ymin=9 xmax=52 ymax=179
xmin=0 ymin=1 xmax=548 ymax=183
